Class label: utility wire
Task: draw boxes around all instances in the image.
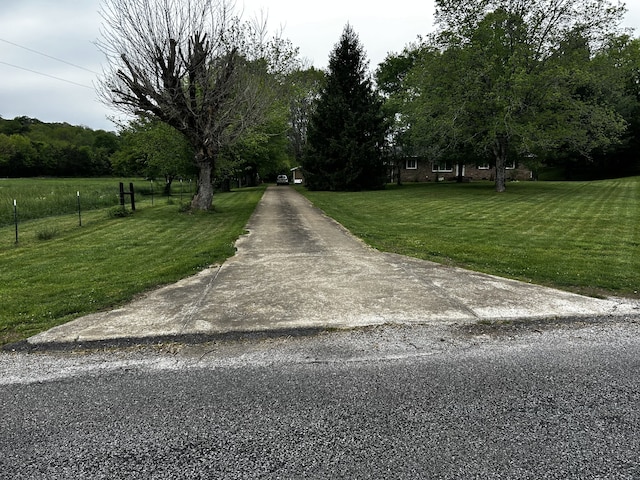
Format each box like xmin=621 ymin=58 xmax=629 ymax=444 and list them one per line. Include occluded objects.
xmin=0 ymin=37 xmax=100 ymax=75
xmin=0 ymin=60 xmax=93 ymax=89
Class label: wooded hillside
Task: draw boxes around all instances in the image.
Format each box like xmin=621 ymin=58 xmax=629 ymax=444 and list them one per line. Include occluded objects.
xmin=0 ymin=116 xmax=119 ymax=177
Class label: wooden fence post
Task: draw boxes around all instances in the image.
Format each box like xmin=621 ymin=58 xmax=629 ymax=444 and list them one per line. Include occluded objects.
xmin=118 ymin=182 xmax=135 ymax=211
xmin=129 ymin=182 xmax=135 ymax=211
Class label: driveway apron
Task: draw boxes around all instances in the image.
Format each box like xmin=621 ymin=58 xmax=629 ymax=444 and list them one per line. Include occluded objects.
xmin=29 ymin=187 xmax=636 ymax=345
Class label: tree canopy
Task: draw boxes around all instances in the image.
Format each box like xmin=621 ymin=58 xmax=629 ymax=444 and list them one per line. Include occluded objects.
xmin=302 ymin=24 xmax=387 ymax=191
xmin=98 ymin=0 xmax=298 ymax=209
xmin=112 ymin=117 xmax=195 ymax=191
xmin=384 ymin=0 xmax=630 ymax=190
xmin=0 ymin=116 xmax=117 ymax=177
xmin=286 ymin=67 xmax=325 ymax=164
xmin=5 ymin=1 xmax=639 ymax=186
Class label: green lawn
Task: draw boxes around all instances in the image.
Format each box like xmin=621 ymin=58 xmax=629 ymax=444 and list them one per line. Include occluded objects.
xmin=0 ymin=185 xmax=264 ymax=345
xmin=300 ymin=178 xmax=639 ymax=298
xmin=2 ymin=177 xmax=638 ymax=346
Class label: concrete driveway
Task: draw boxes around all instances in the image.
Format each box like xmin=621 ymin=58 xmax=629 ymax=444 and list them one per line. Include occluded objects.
xmin=28 ymin=186 xmax=638 ymax=346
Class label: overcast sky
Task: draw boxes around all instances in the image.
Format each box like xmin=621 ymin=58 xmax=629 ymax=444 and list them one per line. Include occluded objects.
xmin=1 ymin=0 xmax=639 ymax=131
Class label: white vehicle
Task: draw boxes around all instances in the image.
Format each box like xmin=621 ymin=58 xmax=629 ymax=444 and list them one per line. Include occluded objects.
xmin=276 ymin=175 xmax=289 ymax=185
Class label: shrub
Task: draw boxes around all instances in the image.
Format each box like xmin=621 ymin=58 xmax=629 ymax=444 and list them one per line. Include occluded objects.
xmin=177 ymin=202 xmax=192 ymax=213
xmin=35 ymin=226 xmax=59 ymax=241
xmin=107 ymin=206 xmax=132 ymax=218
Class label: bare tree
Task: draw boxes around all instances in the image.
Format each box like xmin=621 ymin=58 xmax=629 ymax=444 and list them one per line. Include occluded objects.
xmin=97 ymin=0 xmax=298 ymax=209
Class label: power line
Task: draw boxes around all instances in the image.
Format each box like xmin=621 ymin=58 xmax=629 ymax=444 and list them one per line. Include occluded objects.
xmin=0 ymin=37 xmax=100 ymax=75
xmin=0 ymin=61 xmax=93 ymax=89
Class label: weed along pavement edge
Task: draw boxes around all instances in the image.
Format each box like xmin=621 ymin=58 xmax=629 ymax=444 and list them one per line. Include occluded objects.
xmin=26 ymin=186 xmax=640 ymax=348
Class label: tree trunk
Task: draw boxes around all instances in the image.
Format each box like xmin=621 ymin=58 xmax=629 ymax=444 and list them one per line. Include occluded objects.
xmin=191 ymin=154 xmax=214 ymax=210
xmin=164 ymin=175 xmax=173 ymax=196
xmin=219 ymin=177 xmax=231 ymax=192
xmin=493 ymin=136 xmax=508 ymax=193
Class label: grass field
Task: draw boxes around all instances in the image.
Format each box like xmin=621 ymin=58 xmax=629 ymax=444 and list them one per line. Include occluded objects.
xmin=300 ymin=178 xmax=639 ymax=298
xmin=2 ymin=177 xmax=638 ymax=346
xmin=0 ymin=183 xmax=264 ymax=345
xmin=2 ymin=178 xmax=127 ymax=226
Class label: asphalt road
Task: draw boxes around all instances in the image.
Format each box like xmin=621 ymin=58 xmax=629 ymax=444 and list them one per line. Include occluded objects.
xmin=2 ymin=321 xmax=640 ymax=479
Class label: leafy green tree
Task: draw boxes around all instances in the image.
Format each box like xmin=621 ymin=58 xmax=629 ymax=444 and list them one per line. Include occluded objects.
xmin=0 ymin=134 xmax=38 ymax=176
xmin=406 ymin=0 xmax=627 ymax=192
xmin=302 ymin=24 xmax=387 ymax=191
xmin=91 ymin=130 xmax=120 ymax=175
xmin=585 ymin=35 xmax=640 ymax=177
xmin=113 ymin=118 xmax=195 ymax=192
xmin=286 ymin=67 xmax=325 ymax=163
xmin=376 ymin=46 xmax=423 ymax=184
xmin=219 ymin=100 xmax=293 ymax=187
xmin=0 ymin=116 xmax=33 ymax=135
xmin=0 ymin=134 xmax=16 ymax=176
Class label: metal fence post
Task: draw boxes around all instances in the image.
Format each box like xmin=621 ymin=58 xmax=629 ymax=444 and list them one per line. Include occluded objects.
xmin=13 ymin=199 xmax=18 ymax=244
xmin=77 ymin=191 xmax=82 ymax=227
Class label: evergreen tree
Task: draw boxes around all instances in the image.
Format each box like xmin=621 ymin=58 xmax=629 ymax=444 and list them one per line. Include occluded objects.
xmin=302 ymin=24 xmax=387 ymax=191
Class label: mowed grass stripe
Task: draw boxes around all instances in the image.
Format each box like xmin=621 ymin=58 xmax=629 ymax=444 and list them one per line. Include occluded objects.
xmin=300 ymin=178 xmax=639 ymax=297
xmin=0 ymin=186 xmax=265 ymax=345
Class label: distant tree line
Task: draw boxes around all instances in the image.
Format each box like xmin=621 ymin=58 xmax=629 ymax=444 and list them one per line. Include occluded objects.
xmin=0 ymin=116 xmax=118 ymax=177
xmin=0 ymin=110 xmax=299 ymax=186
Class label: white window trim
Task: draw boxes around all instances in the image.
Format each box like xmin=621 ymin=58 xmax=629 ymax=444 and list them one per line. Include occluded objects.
xmin=432 ymin=162 xmax=453 ymax=173
xmin=406 ymin=158 xmax=417 ymax=170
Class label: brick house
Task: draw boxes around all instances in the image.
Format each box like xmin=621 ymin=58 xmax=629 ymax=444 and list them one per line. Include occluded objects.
xmin=391 ymin=157 xmax=533 ymax=183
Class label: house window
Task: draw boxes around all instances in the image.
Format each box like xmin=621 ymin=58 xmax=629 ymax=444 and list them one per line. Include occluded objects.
xmin=478 ymin=162 xmax=490 ymax=170
xmin=506 ymin=160 xmax=516 ymax=170
xmin=406 ymin=158 xmax=417 ymax=170
xmin=432 ymin=161 xmax=453 ymax=172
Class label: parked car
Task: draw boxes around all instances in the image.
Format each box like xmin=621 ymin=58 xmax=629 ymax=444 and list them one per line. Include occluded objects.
xmin=276 ymin=175 xmax=289 ymax=185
